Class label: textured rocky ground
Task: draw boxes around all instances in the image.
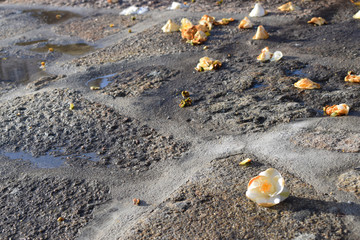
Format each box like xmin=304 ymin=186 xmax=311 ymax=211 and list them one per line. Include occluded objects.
xmin=0 ymin=0 xmax=359 ymax=239
xmin=124 ymin=154 xmax=349 ymax=240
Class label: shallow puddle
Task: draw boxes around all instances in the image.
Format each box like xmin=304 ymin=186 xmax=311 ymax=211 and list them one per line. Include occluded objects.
xmin=15 ymin=39 xmax=47 ymax=46
xmin=0 ymin=57 xmax=46 ymax=85
xmin=286 ymin=68 xmax=308 ymax=77
xmin=253 ymin=83 xmax=267 ymax=89
xmin=1 ymin=150 xmax=99 ymax=168
xmin=2 ymin=150 xmax=66 ymax=168
xmin=86 ymin=73 xmax=117 ymax=89
xmin=31 ymin=43 xmax=95 ymax=56
xmin=23 ymin=9 xmax=80 ymax=24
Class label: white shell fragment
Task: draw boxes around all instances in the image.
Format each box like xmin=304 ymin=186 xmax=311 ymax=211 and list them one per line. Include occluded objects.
xmin=353 ymin=10 xmax=360 ymax=19
xmin=249 ymin=3 xmax=266 ymax=17
xmin=120 ymin=6 xmax=149 ymax=15
xmin=168 ymin=2 xmax=187 ymax=10
xmin=161 ymin=20 xmax=180 ymax=33
xmin=271 ymin=51 xmax=283 ymax=62
xmin=246 ymin=168 xmax=290 ymax=207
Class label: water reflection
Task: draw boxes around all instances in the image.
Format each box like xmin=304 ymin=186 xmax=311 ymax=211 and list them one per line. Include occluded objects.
xmin=15 ymin=39 xmax=48 ymax=46
xmin=0 ymin=57 xmax=44 ymax=84
xmin=286 ymin=68 xmax=308 ymax=77
xmin=2 ymin=150 xmax=65 ymax=168
xmin=31 ymin=43 xmax=95 ymax=56
xmin=23 ymin=9 xmax=81 ymax=24
xmin=86 ymin=73 xmax=117 ymax=89
xmin=1 ymin=150 xmax=99 ymax=168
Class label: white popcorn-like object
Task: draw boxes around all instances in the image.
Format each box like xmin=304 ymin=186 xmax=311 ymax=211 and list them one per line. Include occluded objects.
xmin=271 ymin=51 xmax=283 ymax=62
xmin=249 ymin=3 xmax=267 ymax=17
xmin=353 ymin=10 xmax=360 ymax=19
xmin=161 ymin=20 xmax=180 ymax=32
xmin=120 ymin=5 xmax=149 ymax=15
xmin=252 ymin=25 xmax=269 ymax=40
xmin=168 ymin=2 xmax=187 ymax=10
xmin=257 ymin=47 xmax=283 ymax=62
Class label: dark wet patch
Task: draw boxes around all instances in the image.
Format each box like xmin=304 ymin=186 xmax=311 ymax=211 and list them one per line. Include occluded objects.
xmin=100 ymin=66 xmax=180 ymax=98
xmin=23 ymin=9 xmax=81 ymax=24
xmin=15 ymin=39 xmax=47 ymax=46
xmin=253 ymin=83 xmax=268 ymax=89
xmin=31 ymin=43 xmax=95 ymax=56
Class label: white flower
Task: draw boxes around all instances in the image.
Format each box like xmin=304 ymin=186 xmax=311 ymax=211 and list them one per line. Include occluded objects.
xmin=246 ymin=168 xmax=289 ymax=207
xmin=271 ymin=51 xmax=283 ymax=62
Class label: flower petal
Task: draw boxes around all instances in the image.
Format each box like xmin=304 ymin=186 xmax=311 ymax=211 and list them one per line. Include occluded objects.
xmin=246 ymin=168 xmax=289 ymax=207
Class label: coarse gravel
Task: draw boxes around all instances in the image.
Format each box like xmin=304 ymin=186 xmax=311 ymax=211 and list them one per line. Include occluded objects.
xmin=124 ymin=154 xmax=349 ymax=240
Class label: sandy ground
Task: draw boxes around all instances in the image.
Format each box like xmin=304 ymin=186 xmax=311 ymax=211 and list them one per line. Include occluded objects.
xmin=0 ymin=0 xmax=360 ymax=239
